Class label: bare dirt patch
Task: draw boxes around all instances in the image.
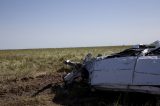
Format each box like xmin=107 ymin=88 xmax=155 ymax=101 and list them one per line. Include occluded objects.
xmin=0 ymin=72 xmax=65 ymax=106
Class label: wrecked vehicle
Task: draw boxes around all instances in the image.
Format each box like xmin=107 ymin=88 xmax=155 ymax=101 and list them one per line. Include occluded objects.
xmin=64 ymin=41 xmax=160 ymax=95
xmin=32 ymin=41 xmax=160 ymax=98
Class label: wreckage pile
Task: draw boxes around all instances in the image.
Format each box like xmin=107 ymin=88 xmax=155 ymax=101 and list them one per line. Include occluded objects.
xmin=33 ymin=41 xmax=160 ymax=105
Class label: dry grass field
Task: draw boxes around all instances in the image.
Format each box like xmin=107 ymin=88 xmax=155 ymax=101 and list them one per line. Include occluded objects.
xmin=0 ymin=46 xmax=159 ymax=106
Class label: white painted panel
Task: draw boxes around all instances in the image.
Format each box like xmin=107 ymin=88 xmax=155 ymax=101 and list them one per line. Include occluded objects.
xmin=133 ymin=72 xmax=160 ymax=85
xmin=91 ymin=69 xmax=133 ymax=85
xmin=135 ymin=56 xmax=160 ymax=75
xmin=90 ymin=57 xmax=136 ymax=85
xmin=93 ymin=57 xmax=136 ymax=71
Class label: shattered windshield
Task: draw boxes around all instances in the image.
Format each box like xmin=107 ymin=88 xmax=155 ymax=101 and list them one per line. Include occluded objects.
xmin=105 ymin=43 xmax=159 ymax=58
xmin=107 ymin=48 xmax=144 ymax=58
xmin=146 ymin=47 xmax=160 ymax=56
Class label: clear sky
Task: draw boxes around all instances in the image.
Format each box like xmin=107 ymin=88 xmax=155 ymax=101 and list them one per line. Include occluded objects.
xmin=0 ymin=0 xmax=160 ymax=49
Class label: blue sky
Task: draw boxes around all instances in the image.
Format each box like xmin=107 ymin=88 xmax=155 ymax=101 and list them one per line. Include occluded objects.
xmin=0 ymin=0 xmax=160 ymax=49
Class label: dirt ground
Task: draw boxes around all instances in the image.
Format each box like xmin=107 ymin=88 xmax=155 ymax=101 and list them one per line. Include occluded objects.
xmin=0 ymin=71 xmax=160 ymax=106
xmin=0 ymin=72 xmax=64 ymax=106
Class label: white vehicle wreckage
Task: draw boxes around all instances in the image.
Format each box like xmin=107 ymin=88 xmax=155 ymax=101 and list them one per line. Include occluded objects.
xmin=33 ymin=41 xmax=160 ymax=97
xmin=64 ymin=41 xmax=160 ymax=95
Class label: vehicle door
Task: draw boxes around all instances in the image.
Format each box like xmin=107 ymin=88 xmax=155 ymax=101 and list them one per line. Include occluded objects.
xmin=91 ymin=56 xmax=137 ymax=85
xmin=134 ymin=48 xmax=160 ymax=85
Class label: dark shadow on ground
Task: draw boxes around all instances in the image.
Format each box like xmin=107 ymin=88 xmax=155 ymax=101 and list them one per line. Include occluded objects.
xmin=52 ymin=83 xmax=160 ymax=106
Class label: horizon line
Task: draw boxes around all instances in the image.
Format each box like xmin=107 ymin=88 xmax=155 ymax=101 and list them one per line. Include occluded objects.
xmin=0 ymin=45 xmax=131 ymax=51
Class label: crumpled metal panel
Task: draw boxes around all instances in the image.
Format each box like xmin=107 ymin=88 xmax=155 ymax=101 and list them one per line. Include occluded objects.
xmin=133 ymin=56 xmax=160 ymax=85
xmin=135 ymin=56 xmax=160 ymax=75
xmin=91 ymin=69 xmax=133 ymax=85
xmin=90 ymin=57 xmax=137 ymax=85
xmin=133 ymin=72 xmax=160 ymax=85
xmin=93 ymin=57 xmax=136 ymax=71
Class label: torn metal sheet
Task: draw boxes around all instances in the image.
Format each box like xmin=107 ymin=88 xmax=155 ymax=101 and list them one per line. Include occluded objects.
xmin=63 ymin=41 xmax=160 ymax=94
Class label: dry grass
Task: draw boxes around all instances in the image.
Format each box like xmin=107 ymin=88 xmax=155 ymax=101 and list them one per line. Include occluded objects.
xmin=0 ymin=46 xmax=128 ymax=82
